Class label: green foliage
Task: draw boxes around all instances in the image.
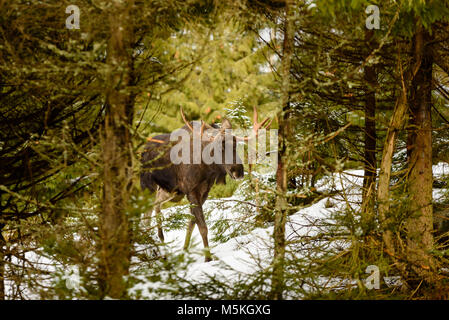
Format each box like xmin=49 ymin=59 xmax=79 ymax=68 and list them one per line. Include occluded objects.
xmin=137 ymin=16 xmax=276 ymax=138
xmin=1 ymin=0 xmax=449 ymax=300
xmin=208 ymin=175 xmax=241 ymax=199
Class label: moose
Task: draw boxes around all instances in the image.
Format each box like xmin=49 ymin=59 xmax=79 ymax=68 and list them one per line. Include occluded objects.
xmin=140 ymin=107 xmax=271 ymax=262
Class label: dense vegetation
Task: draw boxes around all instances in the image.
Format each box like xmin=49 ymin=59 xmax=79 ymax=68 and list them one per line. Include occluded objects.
xmin=0 ymin=0 xmax=448 ymax=300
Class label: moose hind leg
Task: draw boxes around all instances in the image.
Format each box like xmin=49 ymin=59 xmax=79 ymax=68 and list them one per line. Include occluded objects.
xmin=152 ymin=187 xmax=173 ymax=242
xmin=142 ymin=207 xmax=153 ymax=228
xmin=183 ymin=217 xmax=196 ymax=250
xmin=155 ymin=205 xmax=164 ymax=242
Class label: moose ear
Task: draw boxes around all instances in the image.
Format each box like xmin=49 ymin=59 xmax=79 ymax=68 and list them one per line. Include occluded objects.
xmin=221 ymin=118 xmax=232 ymax=130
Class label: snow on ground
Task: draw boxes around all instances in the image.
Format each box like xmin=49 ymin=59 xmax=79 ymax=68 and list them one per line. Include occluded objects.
xmin=4 ymin=163 xmax=448 ymax=299
xmin=130 ymin=162 xmax=448 ymax=298
xmin=130 ymin=186 xmax=343 ymax=298
xmin=4 ymin=249 xmax=65 ymax=299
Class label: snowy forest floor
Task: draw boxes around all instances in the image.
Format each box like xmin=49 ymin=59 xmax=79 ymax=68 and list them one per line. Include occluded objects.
xmin=129 ymin=162 xmax=449 ymax=299
xmin=3 ymin=163 xmax=448 ymax=299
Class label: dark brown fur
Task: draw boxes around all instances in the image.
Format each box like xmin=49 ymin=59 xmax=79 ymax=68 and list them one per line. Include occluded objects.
xmin=140 ymin=122 xmax=244 ymax=262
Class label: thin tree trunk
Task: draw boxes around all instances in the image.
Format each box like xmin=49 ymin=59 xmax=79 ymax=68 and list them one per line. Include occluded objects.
xmin=362 ymin=29 xmax=377 ymax=233
xmin=406 ymin=26 xmax=435 ymax=278
xmin=0 ymin=190 xmax=5 ymax=300
xmin=98 ymin=1 xmax=135 ymax=299
xmin=377 ymin=45 xmax=410 ymax=258
xmin=271 ymin=0 xmax=294 ymax=300
xmin=0 ymin=224 xmax=5 ymax=300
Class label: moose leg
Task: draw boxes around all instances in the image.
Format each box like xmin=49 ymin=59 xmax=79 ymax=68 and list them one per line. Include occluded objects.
xmin=183 ymin=217 xmax=196 ymax=250
xmin=154 ymin=204 xmax=164 ymax=242
xmin=142 ymin=202 xmax=164 ymax=241
xmin=142 ymin=207 xmax=153 ymax=228
xmin=152 ymin=187 xmax=174 ymax=242
xmin=195 ymin=212 xmax=211 ymax=262
xmin=187 ymin=193 xmax=212 ymax=262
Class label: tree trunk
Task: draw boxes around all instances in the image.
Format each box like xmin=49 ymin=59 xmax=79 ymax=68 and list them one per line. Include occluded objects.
xmin=98 ymin=1 xmax=135 ymax=299
xmin=271 ymin=0 xmax=294 ymax=300
xmin=0 ymin=224 xmax=5 ymax=300
xmin=377 ymin=46 xmax=409 ymax=258
xmin=361 ymin=29 xmax=377 ymax=233
xmin=406 ymin=26 xmax=435 ymax=278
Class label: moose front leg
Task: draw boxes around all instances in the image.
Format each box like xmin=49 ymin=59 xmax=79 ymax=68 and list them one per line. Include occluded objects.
xmin=194 ymin=207 xmax=212 ymax=262
xmin=187 ymin=195 xmax=212 ymax=262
